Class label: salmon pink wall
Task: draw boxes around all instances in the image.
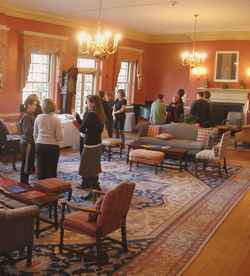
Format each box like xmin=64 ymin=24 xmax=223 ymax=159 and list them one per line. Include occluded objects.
xmin=0 ymin=14 xmax=149 ymax=116
xmin=147 ymin=41 xmax=250 ymax=105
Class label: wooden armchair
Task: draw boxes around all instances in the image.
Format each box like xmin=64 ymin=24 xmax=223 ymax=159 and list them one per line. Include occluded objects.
xmin=235 ymin=125 xmax=250 ymax=147
xmin=195 ymin=131 xmax=231 ymax=176
xmin=0 ymin=205 xmax=39 ymax=266
xmin=60 ymin=182 xmax=135 ymax=266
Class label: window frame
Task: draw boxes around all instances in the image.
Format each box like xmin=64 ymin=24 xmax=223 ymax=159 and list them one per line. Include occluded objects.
xmin=22 ymin=52 xmax=56 ymax=103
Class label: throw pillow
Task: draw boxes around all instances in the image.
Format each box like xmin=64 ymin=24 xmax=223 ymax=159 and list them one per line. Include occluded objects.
xmin=88 ymin=196 xmax=103 ymax=222
xmin=196 ymin=128 xmax=214 ymax=145
xmin=156 ymin=133 xmax=174 ymax=140
xmin=147 ymin=125 xmax=160 ymax=137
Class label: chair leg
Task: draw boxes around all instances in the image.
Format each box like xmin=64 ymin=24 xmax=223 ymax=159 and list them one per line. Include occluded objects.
xmin=59 ymin=226 xmax=64 ymax=253
xmin=26 ymin=244 xmax=33 ymax=267
xmin=108 ymin=146 xmax=112 ymax=161
xmin=120 ymin=144 xmax=123 ymax=159
xmin=121 ymin=224 xmax=128 ymax=252
xmin=203 ymin=161 xmax=207 ymax=171
xmin=54 ymin=202 xmax=58 ymax=230
xmin=96 ymin=235 xmax=102 ymax=267
xmin=68 ymin=189 xmax=72 ymax=201
xmin=36 ymin=215 xmax=40 ymax=238
xmin=234 ymin=140 xmax=238 ymax=148
xmin=155 ymin=165 xmax=158 ymax=175
xmin=129 ymin=160 xmax=133 ymax=171
xmin=195 ymin=159 xmax=198 ymax=176
xmin=218 ymin=163 xmax=222 ymax=177
xmin=224 ymin=157 xmax=228 ymax=175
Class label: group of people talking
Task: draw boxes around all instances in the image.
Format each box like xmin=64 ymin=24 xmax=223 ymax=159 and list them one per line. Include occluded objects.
xmin=19 ymin=89 xmax=127 ymax=198
xmin=149 ymin=89 xmax=212 ymax=127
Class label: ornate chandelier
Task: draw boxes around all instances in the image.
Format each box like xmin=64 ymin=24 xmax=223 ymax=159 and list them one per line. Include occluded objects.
xmin=77 ymin=0 xmax=121 ymax=59
xmin=181 ymin=14 xmax=207 ymax=68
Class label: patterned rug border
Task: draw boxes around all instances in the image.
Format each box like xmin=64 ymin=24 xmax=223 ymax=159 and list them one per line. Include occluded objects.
xmin=117 ymin=167 xmax=250 ymax=275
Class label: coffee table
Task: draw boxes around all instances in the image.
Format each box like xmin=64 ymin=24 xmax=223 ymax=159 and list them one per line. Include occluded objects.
xmin=127 ymin=141 xmax=188 ymax=171
xmin=0 ymin=176 xmax=59 ymax=238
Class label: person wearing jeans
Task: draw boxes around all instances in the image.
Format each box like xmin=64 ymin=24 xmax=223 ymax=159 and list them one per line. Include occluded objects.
xmin=33 ymin=99 xmax=63 ymax=179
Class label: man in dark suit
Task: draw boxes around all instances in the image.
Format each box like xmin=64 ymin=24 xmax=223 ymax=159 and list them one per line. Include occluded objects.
xmin=190 ymin=91 xmax=211 ymax=127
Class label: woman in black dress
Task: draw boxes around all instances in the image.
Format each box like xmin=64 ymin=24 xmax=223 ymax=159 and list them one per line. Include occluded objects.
xmin=79 ymin=95 xmax=105 ymax=191
xmin=113 ymin=89 xmax=127 ymax=147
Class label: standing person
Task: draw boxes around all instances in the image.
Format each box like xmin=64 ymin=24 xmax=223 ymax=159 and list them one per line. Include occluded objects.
xmin=79 ymin=95 xmax=105 ymax=191
xmin=190 ymin=91 xmax=211 ymax=127
xmin=113 ymin=89 xmax=127 ymax=147
xmin=99 ymin=90 xmax=113 ymax=138
xmin=177 ymin=89 xmax=185 ymax=122
xmin=149 ymin=94 xmax=166 ymax=124
xmin=34 ymin=99 xmax=63 ymax=179
xmin=19 ymin=96 xmax=38 ymax=184
xmin=166 ymin=95 xmax=180 ymax=123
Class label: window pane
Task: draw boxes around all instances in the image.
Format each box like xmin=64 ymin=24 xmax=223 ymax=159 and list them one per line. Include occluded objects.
xmin=77 ymin=58 xmax=96 ymax=69
xmin=23 ymin=53 xmax=51 ymax=103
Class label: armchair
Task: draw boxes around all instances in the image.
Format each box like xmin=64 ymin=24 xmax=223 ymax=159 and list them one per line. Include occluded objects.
xmin=0 ymin=205 xmax=39 ymax=266
xmin=60 ymin=182 xmax=135 ymax=266
xmin=195 ymin=131 xmax=231 ymax=177
xmin=235 ymin=125 xmax=250 ymax=147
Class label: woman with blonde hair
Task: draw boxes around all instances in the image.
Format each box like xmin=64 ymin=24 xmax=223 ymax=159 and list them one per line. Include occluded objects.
xmin=79 ymin=95 xmax=105 ymax=192
xmin=33 ymin=98 xmax=63 ymax=179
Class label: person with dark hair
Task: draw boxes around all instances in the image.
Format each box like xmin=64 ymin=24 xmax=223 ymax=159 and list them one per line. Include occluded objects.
xmin=166 ymin=95 xmax=181 ymax=123
xmin=34 ymin=98 xmax=63 ymax=179
xmin=99 ymin=90 xmax=113 ymax=138
xmin=149 ymin=94 xmax=166 ymax=124
xmin=79 ymin=95 xmax=105 ymax=192
xmin=19 ymin=95 xmax=38 ymax=184
xmin=190 ymin=91 xmax=211 ymax=127
xmin=204 ymin=90 xmax=211 ymax=101
xmin=177 ymin=89 xmax=185 ymax=121
xmin=113 ymin=89 xmax=127 ymax=147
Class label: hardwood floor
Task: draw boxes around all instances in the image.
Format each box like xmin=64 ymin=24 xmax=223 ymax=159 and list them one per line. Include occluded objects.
xmin=183 ymin=148 xmax=250 ymax=276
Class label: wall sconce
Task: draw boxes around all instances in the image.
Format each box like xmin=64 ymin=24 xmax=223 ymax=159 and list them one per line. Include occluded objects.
xmin=246 ymin=68 xmax=250 ymax=77
xmin=191 ymin=66 xmax=208 ymax=76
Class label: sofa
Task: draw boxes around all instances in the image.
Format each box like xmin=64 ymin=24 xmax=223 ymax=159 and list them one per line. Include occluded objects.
xmin=136 ymin=122 xmax=217 ymax=154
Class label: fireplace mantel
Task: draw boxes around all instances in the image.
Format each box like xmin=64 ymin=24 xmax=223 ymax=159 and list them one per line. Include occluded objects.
xmin=197 ymin=88 xmax=250 ymax=104
xmin=197 ymin=87 xmax=250 ymax=124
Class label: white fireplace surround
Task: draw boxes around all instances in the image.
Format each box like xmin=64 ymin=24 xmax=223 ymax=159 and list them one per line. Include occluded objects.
xmin=197 ymin=88 xmax=250 ymax=124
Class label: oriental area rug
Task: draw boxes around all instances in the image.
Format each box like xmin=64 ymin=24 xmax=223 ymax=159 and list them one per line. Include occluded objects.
xmin=0 ymin=153 xmax=250 ymax=275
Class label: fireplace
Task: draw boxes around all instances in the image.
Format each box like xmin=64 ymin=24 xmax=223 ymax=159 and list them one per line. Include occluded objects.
xmin=197 ymin=88 xmax=250 ymax=124
xmin=211 ymin=102 xmax=244 ymax=125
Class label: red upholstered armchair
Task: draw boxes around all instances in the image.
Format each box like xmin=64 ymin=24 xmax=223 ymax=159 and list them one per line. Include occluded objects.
xmin=59 ymin=182 xmax=135 ymax=266
xmin=0 ymin=205 xmax=39 ymax=266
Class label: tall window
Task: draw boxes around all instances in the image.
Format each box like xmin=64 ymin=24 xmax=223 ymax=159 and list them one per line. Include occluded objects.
xmin=116 ymin=61 xmax=135 ymax=104
xmin=23 ymin=53 xmax=54 ymax=102
xmin=75 ymin=57 xmax=99 ymax=114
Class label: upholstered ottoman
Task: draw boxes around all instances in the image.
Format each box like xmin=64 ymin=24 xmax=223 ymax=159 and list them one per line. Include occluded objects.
xmin=33 ymin=178 xmax=72 ymax=201
xmin=129 ymin=149 xmax=165 ymax=174
xmin=102 ymin=138 xmax=123 ymax=161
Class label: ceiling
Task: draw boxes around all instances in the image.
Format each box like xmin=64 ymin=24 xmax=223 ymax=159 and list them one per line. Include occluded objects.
xmin=1 ymin=0 xmax=250 ymax=35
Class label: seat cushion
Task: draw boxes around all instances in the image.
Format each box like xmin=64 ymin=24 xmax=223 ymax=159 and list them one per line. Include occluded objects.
xmin=34 ymin=178 xmax=72 ymax=193
xmin=130 ymin=149 xmax=164 ymax=165
xmin=196 ymin=149 xmax=218 ymax=160
xmin=63 ymin=211 xmax=97 ymax=237
xmin=102 ymin=138 xmax=122 ymax=146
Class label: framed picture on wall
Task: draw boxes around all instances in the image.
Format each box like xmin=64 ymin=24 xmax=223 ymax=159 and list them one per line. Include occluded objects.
xmin=214 ymin=51 xmax=239 ymax=82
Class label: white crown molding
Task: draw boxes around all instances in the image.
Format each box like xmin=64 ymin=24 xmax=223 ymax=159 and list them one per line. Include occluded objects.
xmin=0 ymin=25 xmax=10 ymax=31
xmin=23 ymin=30 xmax=69 ymax=41
xmin=2 ymin=3 xmax=250 ymax=44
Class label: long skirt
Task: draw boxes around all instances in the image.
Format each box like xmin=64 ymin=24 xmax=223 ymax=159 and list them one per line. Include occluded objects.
xmin=79 ymin=144 xmax=102 ymax=177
